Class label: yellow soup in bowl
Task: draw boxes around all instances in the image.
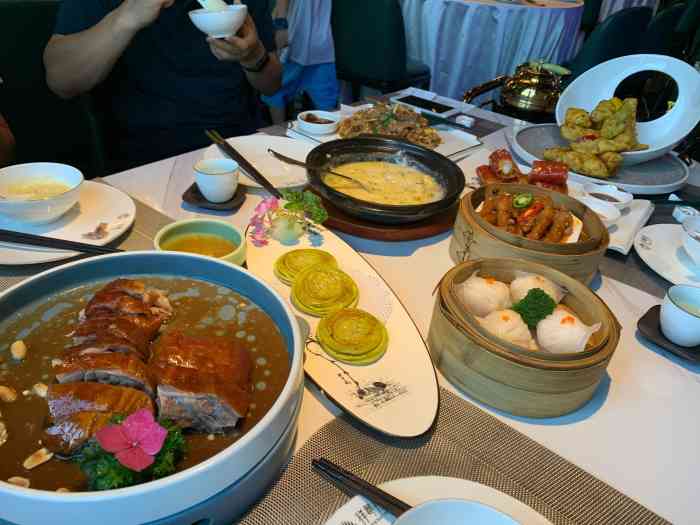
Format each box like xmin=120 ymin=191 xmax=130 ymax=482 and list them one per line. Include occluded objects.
xmin=161 ymin=233 xmax=238 ymax=258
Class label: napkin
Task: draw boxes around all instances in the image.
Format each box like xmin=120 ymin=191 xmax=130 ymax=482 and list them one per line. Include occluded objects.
xmin=606 ymin=199 xmax=655 ymax=255
xmin=323 ymin=496 xmax=396 ymax=525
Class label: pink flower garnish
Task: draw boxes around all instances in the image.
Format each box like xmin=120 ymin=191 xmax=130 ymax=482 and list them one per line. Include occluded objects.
xmin=96 ymin=409 xmax=168 ymax=472
xmin=254 ymin=197 xmax=278 ymax=215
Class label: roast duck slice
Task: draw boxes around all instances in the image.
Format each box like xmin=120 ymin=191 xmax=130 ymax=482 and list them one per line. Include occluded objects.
xmin=150 ymin=331 xmax=252 ymax=433
xmin=44 ymin=382 xmax=154 ymax=454
xmin=54 ymin=352 xmax=155 ymax=397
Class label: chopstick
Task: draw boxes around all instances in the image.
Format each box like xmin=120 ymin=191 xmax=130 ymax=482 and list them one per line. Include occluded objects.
xmin=312 ymin=458 xmax=412 ymax=517
xmin=0 ymin=229 xmax=122 ymax=255
xmin=204 ymin=129 xmax=283 ymax=199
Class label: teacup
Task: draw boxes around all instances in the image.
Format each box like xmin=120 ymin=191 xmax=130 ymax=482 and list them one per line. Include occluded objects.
xmin=660 ymin=284 xmax=700 ymax=347
xmin=394 ymin=499 xmax=518 ymax=525
xmin=194 ymin=159 xmax=239 ymax=203
xmin=682 ymin=216 xmax=700 ymax=266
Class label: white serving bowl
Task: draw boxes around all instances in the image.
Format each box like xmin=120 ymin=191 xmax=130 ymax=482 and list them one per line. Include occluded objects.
xmin=582 ymin=183 xmax=633 ymax=210
xmin=577 ymin=195 xmax=621 ymax=228
xmin=556 ymin=54 xmax=700 ymax=166
xmin=297 ymin=110 xmax=340 ymax=135
xmin=189 ymin=4 xmax=247 ymax=38
xmin=395 ymin=499 xmax=519 ymax=525
xmin=0 ymin=251 xmax=304 ymax=525
xmin=0 ymin=162 xmax=83 ymax=225
xmin=194 ymin=158 xmax=239 ymax=203
xmin=660 ymin=284 xmax=700 ymax=347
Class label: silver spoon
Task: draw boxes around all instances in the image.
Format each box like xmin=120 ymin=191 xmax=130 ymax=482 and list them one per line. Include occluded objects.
xmin=267 ymin=148 xmax=373 ymax=192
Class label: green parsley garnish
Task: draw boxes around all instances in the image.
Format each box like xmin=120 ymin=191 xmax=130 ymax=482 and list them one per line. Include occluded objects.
xmin=511 ymin=288 xmax=556 ymax=328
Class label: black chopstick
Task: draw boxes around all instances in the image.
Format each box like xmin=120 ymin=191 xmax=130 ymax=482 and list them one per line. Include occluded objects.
xmin=204 ymin=129 xmax=283 ymax=199
xmin=312 ymin=458 xmax=412 ymax=517
xmin=0 ymin=229 xmax=122 ymax=255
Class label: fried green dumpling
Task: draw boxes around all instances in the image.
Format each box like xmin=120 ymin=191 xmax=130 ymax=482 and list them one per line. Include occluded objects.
xmin=274 ymin=249 xmax=338 ymax=286
xmin=291 ymin=264 xmax=358 ymax=317
xmin=317 ymin=308 xmax=388 ymax=365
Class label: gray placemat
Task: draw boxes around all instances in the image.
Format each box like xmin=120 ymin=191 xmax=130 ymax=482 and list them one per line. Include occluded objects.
xmin=238 ymin=387 xmax=667 ymax=525
xmin=0 ymin=184 xmax=173 ymax=292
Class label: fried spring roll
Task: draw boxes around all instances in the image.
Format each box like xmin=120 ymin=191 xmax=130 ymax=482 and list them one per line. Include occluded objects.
xmin=527 ymin=203 xmax=555 ymax=240
xmin=496 ymin=195 xmax=513 ymax=229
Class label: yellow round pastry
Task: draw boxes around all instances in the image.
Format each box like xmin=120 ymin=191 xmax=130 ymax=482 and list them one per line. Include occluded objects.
xmin=273 ymin=249 xmax=337 ymax=286
xmin=291 ymin=264 xmax=358 ymax=317
xmin=316 ymin=308 xmax=388 ymax=365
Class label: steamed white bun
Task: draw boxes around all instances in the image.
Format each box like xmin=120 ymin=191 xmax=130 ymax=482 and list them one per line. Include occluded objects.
xmin=458 ymin=272 xmax=512 ymax=317
xmin=536 ymin=307 xmax=600 ymax=353
xmin=478 ymin=309 xmax=538 ymax=351
xmin=510 ymin=272 xmax=565 ymax=304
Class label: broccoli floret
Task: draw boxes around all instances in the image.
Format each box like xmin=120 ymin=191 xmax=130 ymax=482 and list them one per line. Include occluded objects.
xmin=512 ymin=288 xmax=556 ymax=328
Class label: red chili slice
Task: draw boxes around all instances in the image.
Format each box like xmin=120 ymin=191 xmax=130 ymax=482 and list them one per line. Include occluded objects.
xmin=517 ymin=201 xmax=544 ymax=224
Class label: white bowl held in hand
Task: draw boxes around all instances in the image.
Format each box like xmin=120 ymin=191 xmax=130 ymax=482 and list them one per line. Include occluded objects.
xmin=660 ymin=285 xmax=700 ymax=347
xmin=395 ymin=499 xmax=519 ymax=525
xmin=194 ymin=158 xmax=239 ymax=202
xmin=556 ymin=54 xmax=700 ymax=166
xmin=0 ymin=162 xmax=83 ymax=225
xmin=189 ymin=4 xmax=247 ymax=39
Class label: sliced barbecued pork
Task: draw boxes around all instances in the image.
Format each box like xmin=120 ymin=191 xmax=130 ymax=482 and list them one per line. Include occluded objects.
xmin=150 ymin=331 xmax=252 ymax=433
xmin=71 ymin=317 xmax=157 ymax=358
xmin=64 ymin=336 xmax=149 ymax=362
xmin=55 ymin=353 xmax=155 ymax=396
xmin=44 ymin=383 xmax=154 ymax=454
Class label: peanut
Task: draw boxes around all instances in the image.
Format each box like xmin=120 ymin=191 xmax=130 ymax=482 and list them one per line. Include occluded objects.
xmin=0 ymin=386 xmax=17 ymax=402
xmin=10 ymin=340 xmax=27 ymax=360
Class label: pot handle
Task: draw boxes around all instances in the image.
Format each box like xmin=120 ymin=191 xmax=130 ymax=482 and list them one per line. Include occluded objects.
xmin=463 ymin=76 xmax=507 ymax=103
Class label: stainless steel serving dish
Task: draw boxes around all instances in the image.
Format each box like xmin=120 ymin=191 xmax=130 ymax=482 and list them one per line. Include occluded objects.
xmin=0 ymin=252 xmax=304 ymax=525
xmin=306 ymin=137 xmax=465 ymax=224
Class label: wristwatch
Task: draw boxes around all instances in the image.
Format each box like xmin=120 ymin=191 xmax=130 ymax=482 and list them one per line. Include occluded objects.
xmin=242 ymin=48 xmax=270 ymax=73
xmin=272 ymin=17 xmax=288 ymax=30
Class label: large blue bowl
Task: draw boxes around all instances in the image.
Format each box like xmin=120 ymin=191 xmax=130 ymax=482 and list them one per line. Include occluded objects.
xmin=0 ymin=251 xmax=304 ymax=525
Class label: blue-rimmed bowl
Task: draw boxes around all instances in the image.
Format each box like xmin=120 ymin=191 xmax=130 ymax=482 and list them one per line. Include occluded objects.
xmin=154 ymin=218 xmax=246 ymax=266
xmin=0 ymin=251 xmax=304 ymax=525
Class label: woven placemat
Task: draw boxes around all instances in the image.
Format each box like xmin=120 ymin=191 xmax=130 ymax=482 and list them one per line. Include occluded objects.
xmin=0 ymin=187 xmax=172 ymax=292
xmin=238 ymin=387 xmax=667 ymax=525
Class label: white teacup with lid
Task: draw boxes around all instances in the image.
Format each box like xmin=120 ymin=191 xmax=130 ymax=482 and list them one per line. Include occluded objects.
xmin=194 ymin=158 xmax=239 ymax=203
xmin=660 ymin=284 xmax=700 ymax=347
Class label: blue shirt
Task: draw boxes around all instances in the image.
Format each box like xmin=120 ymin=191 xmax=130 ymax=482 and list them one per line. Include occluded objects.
xmin=54 ymin=0 xmax=275 ymax=171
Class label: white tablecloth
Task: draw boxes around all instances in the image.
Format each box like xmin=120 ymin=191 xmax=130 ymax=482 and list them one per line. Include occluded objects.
xmin=599 ymin=0 xmax=659 ymax=22
xmin=400 ymin=0 xmax=584 ymax=100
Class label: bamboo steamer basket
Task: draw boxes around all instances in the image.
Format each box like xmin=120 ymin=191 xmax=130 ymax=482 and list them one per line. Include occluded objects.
xmin=449 ymin=184 xmax=609 ymax=284
xmin=427 ymin=258 xmax=620 ymax=418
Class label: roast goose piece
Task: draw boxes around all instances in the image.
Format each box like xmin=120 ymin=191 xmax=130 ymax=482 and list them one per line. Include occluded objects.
xmin=150 ymin=331 xmax=252 ymax=432
xmin=55 ymin=352 xmax=155 ymax=397
xmin=71 ymin=318 xmax=158 ymax=358
xmin=86 ymin=280 xmax=173 ymax=320
xmin=44 ymin=382 xmax=154 ymax=454
xmin=64 ymin=336 xmax=149 ymax=362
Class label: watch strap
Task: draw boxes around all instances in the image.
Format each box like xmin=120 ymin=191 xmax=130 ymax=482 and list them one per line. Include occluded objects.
xmin=242 ymin=50 xmax=270 ymax=73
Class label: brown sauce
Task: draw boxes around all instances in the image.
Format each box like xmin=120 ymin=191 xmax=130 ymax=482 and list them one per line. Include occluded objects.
xmin=0 ymin=277 xmax=290 ymax=491
xmin=589 ymin=192 xmax=619 ymax=203
xmin=302 ymin=113 xmax=334 ymax=124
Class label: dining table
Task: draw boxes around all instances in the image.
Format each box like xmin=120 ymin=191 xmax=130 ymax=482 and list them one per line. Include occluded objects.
xmin=399 ymin=0 xmax=584 ymax=100
xmin=89 ymin=98 xmax=700 ymax=524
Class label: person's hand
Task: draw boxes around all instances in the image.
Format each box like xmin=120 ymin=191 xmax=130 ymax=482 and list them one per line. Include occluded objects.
xmin=117 ymin=0 xmax=175 ymax=33
xmin=208 ymin=15 xmax=265 ymax=67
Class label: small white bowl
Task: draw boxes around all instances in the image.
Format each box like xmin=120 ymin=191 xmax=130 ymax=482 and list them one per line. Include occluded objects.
xmin=194 ymin=158 xmax=239 ymax=203
xmin=577 ymin=195 xmax=621 ymax=228
xmin=681 ymin=216 xmax=700 ymax=266
xmin=395 ymin=499 xmax=519 ymax=525
xmin=582 ymin=183 xmax=633 ymax=210
xmin=0 ymin=162 xmax=83 ymax=225
xmin=660 ymin=285 xmax=700 ymax=347
xmin=297 ymin=111 xmax=340 ymax=136
xmin=189 ymin=4 xmax=247 ymax=38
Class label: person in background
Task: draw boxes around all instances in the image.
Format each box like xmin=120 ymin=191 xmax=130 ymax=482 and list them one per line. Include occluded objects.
xmin=263 ymin=0 xmax=339 ymax=123
xmin=0 ymin=113 xmax=16 ymax=167
xmin=43 ymin=0 xmax=281 ymax=172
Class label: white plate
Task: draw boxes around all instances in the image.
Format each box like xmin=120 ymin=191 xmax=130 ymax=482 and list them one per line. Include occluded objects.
xmin=287 ymin=121 xmax=481 ymax=159
xmin=203 ymin=135 xmax=314 ymax=189
xmin=324 ymin=476 xmax=553 ymax=525
xmin=634 ymin=224 xmax=700 ymax=285
xmin=0 ymin=181 xmax=135 ymax=265
xmin=246 ymin=226 xmax=439 ymax=438
xmin=508 ymin=124 xmax=689 ymax=195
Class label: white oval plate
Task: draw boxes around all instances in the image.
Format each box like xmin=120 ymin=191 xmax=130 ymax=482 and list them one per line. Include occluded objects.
xmin=203 ymin=135 xmax=314 ymax=189
xmin=324 ymin=476 xmax=552 ymax=525
xmin=634 ymin=224 xmax=700 ymax=286
xmin=508 ymin=124 xmax=689 ymax=195
xmin=0 ymin=181 xmax=135 ymax=265
xmin=246 ymin=226 xmax=439 ymax=438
